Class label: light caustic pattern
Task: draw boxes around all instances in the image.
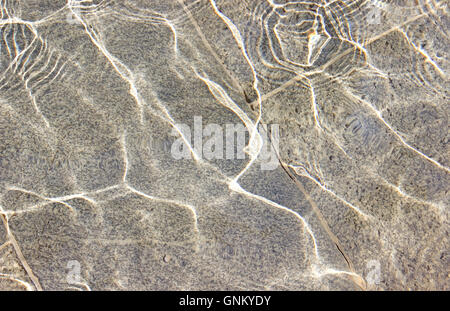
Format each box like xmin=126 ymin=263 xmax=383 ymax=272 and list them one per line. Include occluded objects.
xmin=0 ymin=0 xmax=448 ymax=290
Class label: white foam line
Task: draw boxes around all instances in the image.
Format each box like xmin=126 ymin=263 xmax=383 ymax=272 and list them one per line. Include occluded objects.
xmin=120 ymin=131 xmax=128 ymax=182
xmin=0 ymin=241 xmax=11 ymax=251
xmin=0 ymin=273 xmax=34 ymax=291
xmin=13 ymin=36 xmax=38 ymax=73
xmin=1 ymin=184 xmax=137 ymax=215
xmin=2 ymin=21 xmax=11 ymax=57
xmin=229 ymin=181 xmax=320 ymax=260
xmin=126 ymin=185 xmax=199 ymax=234
xmin=341 ymin=86 xmax=450 ymax=173
xmin=287 ymin=164 xmax=372 ymax=220
xmin=19 ymin=36 xmax=45 ymax=76
xmin=165 ymin=19 xmax=179 ymax=56
xmin=5 ymin=186 xmax=98 ymax=212
xmin=209 ymin=0 xmax=265 ymax=185
xmin=313 ymin=266 xmax=364 ymax=280
xmin=67 ymin=3 xmax=145 ymax=124
xmin=306 ymin=78 xmax=324 ymax=131
xmin=0 ymin=205 xmax=43 ymax=290
xmin=67 ymin=281 xmax=91 ymax=291
xmin=374 ymin=173 xmax=443 ymax=213
xmin=195 ymin=72 xmax=255 ymax=133
xmin=24 ymin=48 xmax=54 ymax=89
xmin=398 ymin=28 xmax=445 ymax=76
xmin=148 ymin=98 xmax=201 ymax=161
xmin=29 ymin=54 xmax=62 ymax=89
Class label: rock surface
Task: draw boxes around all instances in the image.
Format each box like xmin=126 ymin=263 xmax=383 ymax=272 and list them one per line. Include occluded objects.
xmin=0 ymin=0 xmax=448 ymax=290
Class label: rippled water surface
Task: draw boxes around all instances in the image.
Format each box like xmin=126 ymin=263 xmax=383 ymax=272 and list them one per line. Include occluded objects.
xmin=0 ymin=0 xmax=448 ymax=290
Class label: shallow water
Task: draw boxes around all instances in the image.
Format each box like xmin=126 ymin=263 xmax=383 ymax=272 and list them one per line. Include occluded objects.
xmin=0 ymin=0 xmax=448 ymax=290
